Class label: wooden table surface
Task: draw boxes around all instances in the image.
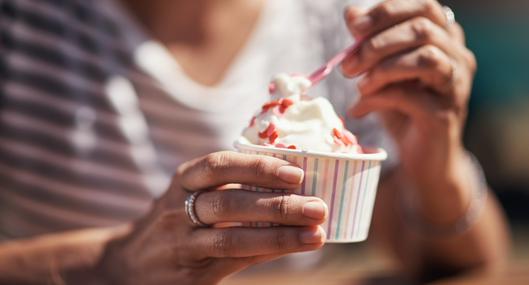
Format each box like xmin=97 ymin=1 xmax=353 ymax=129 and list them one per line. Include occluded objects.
xmin=222 ymin=261 xmax=529 ymax=285
xmin=221 ymin=243 xmax=529 ymax=285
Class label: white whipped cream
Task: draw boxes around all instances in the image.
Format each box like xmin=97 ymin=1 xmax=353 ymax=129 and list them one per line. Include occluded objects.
xmin=270 ymin=73 xmax=312 ymax=99
xmin=241 ymin=73 xmax=361 ymax=153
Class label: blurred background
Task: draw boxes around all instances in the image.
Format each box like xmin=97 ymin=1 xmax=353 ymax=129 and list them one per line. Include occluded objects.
xmin=444 ymin=0 xmax=529 ymax=261
xmin=1 ymin=0 xmax=527 ymax=283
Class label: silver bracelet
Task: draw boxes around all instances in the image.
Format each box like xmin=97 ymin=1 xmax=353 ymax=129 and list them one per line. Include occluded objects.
xmin=400 ymin=151 xmax=488 ymax=237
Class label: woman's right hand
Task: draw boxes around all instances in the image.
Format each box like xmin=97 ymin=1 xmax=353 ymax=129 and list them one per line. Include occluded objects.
xmin=96 ymin=151 xmax=328 ymax=285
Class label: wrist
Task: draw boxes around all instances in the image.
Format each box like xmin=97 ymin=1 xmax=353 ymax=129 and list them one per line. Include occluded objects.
xmin=44 ymin=225 xmax=133 ymax=285
xmin=399 ymin=147 xmax=478 ymax=225
xmin=398 ymin=150 xmax=489 ymax=237
xmin=91 ymin=224 xmax=134 ymax=285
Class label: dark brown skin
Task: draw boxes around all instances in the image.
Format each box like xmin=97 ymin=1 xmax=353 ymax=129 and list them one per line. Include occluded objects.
xmin=0 ymin=0 xmax=509 ymax=284
xmin=341 ymin=1 xmax=509 ymax=277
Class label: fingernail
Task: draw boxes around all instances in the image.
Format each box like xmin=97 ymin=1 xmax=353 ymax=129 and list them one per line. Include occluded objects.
xmin=300 ymin=227 xmax=325 ymax=244
xmin=302 ymin=201 xmax=326 ymax=220
xmin=277 ymin=165 xmax=304 ymax=184
xmin=354 ymin=15 xmax=372 ymax=32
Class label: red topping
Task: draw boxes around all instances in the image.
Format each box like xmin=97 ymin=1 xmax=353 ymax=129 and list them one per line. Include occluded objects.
xmin=334 ymin=137 xmax=345 ymax=146
xmin=332 ymin=128 xmax=343 ymax=140
xmin=276 ymin=144 xmax=296 ymax=149
xmin=266 ymin=123 xmax=276 ymax=136
xmin=279 ymin=98 xmax=294 ymax=114
xmin=249 ymin=116 xmax=256 ymax=127
xmin=342 ymin=130 xmax=358 ymax=146
xmin=262 ymin=101 xmax=280 ymax=113
xmin=258 ymin=123 xmax=276 ymax=139
xmin=333 ymin=127 xmax=358 ymax=147
xmin=261 ymin=98 xmax=296 ymax=114
xmin=342 ymin=135 xmax=352 ymax=146
xmin=282 ymin=98 xmax=294 ymax=106
xmin=269 ymin=131 xmax=279 ymax=144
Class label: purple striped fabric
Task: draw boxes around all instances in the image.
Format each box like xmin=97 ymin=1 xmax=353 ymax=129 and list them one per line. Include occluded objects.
xmin=0 ymin=0 xmax=272 ymax=239
xmin=327 ymin=160 xmax=340 ymax=235
xmin=300 ymin=157 xmax=308 ymax=195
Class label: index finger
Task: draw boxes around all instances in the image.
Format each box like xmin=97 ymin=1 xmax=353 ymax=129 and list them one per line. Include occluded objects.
xmin=176 ymin=151 xmax=304 ymax=191
xmin=345 ymin=0 xmax=447 ymax=38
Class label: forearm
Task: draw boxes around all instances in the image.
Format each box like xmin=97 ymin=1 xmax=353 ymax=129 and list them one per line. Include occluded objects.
xmin=372 ymin=157 xmax=510 ymax=280
xmin=0 ymin=224 xmax=131 ymax=285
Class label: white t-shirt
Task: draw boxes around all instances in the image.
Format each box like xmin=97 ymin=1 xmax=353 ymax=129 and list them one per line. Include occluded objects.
xmin=0 ymin=0 xmax=394 ymax=239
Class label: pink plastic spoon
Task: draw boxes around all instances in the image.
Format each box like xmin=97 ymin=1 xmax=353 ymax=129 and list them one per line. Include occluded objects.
xmin=269 ymin=39 xmax=363 ymax=94
xmin=308 ymin=39 xmax=363 ymax=86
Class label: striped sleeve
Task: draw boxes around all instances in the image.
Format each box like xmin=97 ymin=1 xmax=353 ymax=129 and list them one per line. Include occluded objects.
xmin=0 ymin=0 xmax=158 ymax=239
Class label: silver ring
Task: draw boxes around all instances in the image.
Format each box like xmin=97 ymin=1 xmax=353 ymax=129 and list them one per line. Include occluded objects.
xmin=184 ymin=191 xmax=208 ymax=227
xmin=443 ymin=6 xmax=456 ymax=26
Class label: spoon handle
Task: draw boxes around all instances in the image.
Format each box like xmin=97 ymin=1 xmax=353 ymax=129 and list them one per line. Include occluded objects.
xmin=308 ymin=39 xmax=363 ymax=86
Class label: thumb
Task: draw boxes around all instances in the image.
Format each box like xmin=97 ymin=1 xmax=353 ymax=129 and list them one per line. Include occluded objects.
xmin=343 ymin=5 xmax=368 ymax=39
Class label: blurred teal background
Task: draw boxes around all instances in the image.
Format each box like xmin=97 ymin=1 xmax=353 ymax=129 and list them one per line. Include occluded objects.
xmin=445 ymin=0 xmax=529 ymax=256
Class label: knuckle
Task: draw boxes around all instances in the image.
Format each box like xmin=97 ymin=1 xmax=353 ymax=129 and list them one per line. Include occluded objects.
xmin=157 ymin=211 xmax=182 ymax=232
xmin=465 ymin=50 xmax=478 ymax=74
xmin=175 ymin=163 xmax=187 ymax=179
xmin=365 ymin=36 xmax=384 ymax=54
xmin=270 ymin=194 xmax=291 ymax=220
xmin=212 ymin=232 xmax=235 ymax=256
xmin=251 ymin=157 xmax=272 ymax=177
xmin=205 ymin=152 xmax=229 ymax=169
xmin=203 ymin=151 xmax=232 ymax=175
xmin=371 ymin=3 xmax=392 ymax=24
xmin=210 ymin=193 xmax=232 ymax=217
xmin=411 ymin=17 xmax=434 ymax=42
xmin=441 ymin=60 xmax=455 ymax=85
xmin=273 ymin=230 xmax=290 ymax=250
xmin=421 ymin=0 xmax=438 ymax=14
xmin=417 ymin=45 xmax=443 ymax=69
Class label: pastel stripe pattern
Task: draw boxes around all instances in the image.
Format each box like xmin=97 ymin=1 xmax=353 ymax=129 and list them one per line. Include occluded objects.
xmin=238 ymin=149 xmax=384 ymax=243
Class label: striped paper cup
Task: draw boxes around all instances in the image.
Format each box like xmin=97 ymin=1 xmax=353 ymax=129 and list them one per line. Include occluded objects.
xmin=234 ymin=140 xmax=387 ymax=243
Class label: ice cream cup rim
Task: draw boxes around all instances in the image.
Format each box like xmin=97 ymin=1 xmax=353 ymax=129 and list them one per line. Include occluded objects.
xmin=234 ymin=139 xmax=387 ymax=161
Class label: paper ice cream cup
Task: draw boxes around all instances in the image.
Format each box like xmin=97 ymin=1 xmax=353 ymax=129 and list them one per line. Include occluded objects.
xmin=234 ymin=140 xmax=387 ymax=243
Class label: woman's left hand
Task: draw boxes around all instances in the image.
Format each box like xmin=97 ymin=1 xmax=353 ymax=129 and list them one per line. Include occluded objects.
xmin=342 ymin=0 xmax=477 ymax=191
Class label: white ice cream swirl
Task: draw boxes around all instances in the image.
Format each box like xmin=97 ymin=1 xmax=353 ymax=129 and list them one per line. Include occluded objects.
xmin=241 ymin=73 xmax=362 ymax=153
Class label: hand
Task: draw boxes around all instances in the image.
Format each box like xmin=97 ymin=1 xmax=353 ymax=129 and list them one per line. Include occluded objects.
xmin=342 ymin=0 xmax=477 ymax=191
xmin=96 ymin=151 xmax=327 ymax=285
